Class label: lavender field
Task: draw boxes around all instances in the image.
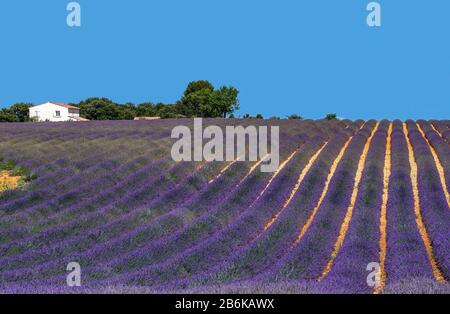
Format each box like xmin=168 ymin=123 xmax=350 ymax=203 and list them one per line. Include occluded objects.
xmin=0 ymin=119 xmax=449 ymax=294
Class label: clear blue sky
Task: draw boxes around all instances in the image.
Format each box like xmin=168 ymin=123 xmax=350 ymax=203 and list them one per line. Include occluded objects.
xmin=0 ymin=0 xmax=449 ymax=120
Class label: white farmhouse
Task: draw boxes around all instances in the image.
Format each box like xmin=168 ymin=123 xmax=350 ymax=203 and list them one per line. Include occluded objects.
xmin=29 ymin=102 xmax=84 ymax=122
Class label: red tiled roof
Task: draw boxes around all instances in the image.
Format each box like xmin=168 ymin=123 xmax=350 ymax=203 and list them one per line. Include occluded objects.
xmin=49 ymin=102 xmax=79 ymax=110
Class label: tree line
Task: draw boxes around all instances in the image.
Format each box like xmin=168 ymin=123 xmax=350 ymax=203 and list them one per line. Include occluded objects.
xmin=0 ymin=81 xmax=239 ymax=122
xmin=0 ymin=80 xmax=337 ymax=122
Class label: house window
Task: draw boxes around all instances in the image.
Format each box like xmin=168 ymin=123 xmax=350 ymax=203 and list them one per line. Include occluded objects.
xmin=55 ymin=111 xmax=61 ymax=117
xmin=34 ymin=111 xmax=39 ymax=117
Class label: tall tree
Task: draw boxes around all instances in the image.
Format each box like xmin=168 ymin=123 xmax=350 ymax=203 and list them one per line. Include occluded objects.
xmin=183 ymin=80 xmax=214 ymax=97
xmin=179 ymin=81 xmax=239 ymax=118
xmin=76 ymin=98 xmax=126 ymax=120
xmin=0 ymin=109 xmax=19 ymax=122
xmin=210 ymin=86 xmax=240 ymax=118
xmin=136 ymin=103 xmax=157 ymax=117
xmin=9 ymin=103 xmax=33 ymax=122
xmin=180 ymin=88 xmax=213 ymax=117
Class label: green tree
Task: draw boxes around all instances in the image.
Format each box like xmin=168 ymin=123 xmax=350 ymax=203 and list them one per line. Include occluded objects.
xmin=136 ymin=103 xmax=157 ymax=117
xmin=255 ymin=113 xmax=263 ymax=119
xmin=158 ymin=105 xmax=185 ymax=118
xmin=9 ymin=103 xmax=33 ymax=122
xmin=76 ymin=98 xmax=133 ymax=120
xmin=180 ymin=88 xmax=213 ymax=117
xmin=183 ymin=80 xmax=214 ymax=97
xmin=118 ymin=102 xmax=136 ymax=120
xmin=0 ymin=109 xmax=19 ymax=122
xmin=179 ymin=80 xmax=214 ymax=117
xmin=210 ymin=86 xmax=240 ymax=118
xmin=325 ymin=113 xmax=337 ymax=120
xmin=179 ymin=81 xmax=239 ymax=118
xmin=287 ymin=114 xmax=303 ymax=120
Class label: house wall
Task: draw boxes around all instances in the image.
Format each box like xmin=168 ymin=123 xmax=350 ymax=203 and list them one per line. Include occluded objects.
xmin=29 ymin=103 xmax=79 ymax=122
xmin=68 ymin=109 xmax=80 ymax=118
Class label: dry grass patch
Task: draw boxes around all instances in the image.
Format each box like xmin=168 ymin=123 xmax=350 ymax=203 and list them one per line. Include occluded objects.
xmin=0 ymin=170 xmax=22 ymax=192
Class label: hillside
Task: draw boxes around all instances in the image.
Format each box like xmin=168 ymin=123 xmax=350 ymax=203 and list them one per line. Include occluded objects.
xmin=0 ymin=119 xmax=449 ymax=293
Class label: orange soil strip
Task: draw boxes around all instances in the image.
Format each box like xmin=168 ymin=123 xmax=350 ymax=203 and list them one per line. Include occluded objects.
xmin=208 ymin=153 xmax=271 ymax=205
xmin=250 ymin=149 xmax=300 ymax=207
xmin=238 ymin=154 xmax=271 ymax=185
xmin=263 ymin=141 xmax=329 ymax=232
xmin=290 ymin=136 xmax=354 ymax=249
xmin=213 ymin=150 xmax=293 ymax=213
xmin=319 ymin=122 xmax=380 ymax=280
xmin=403 ymin=123 xmax=445 ymax=282
xmin=208 ymin=159 xmax=240 ymax=184
xmin=0 ymin=171 xmax=21 ymax=192
xmin=374 ymin=123 xmax=392 ymax=294
xmin=430 ymin=124 xmax=443 ymax=137
xmin=430 ymin=123 xmax=449 ymax=144
xmin=416 ymin=124 xmax=450 ymax=209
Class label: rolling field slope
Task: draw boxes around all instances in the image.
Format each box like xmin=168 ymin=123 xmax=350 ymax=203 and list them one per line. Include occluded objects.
xmin=0 ymin=119 xmax=449 ymax=294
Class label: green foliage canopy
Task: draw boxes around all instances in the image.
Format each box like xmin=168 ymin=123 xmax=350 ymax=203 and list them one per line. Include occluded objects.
xmin=179 ymin=81 xmax=239 ymax=118
xmin=0 ymin=103 xmax=32 ymax=122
